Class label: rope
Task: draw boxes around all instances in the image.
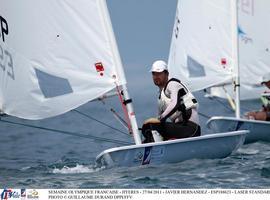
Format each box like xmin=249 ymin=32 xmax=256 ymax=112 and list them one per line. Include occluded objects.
xmin=198 ymin=112 xmax=211 ymax=119
xmin=110 ymin=108 xmax=129 ymax=130
xmin=0 ymin=118 xmax=132 ymax=145
xmin=203 ymin=89 xmax=258 ymax=113
xmin=72 ymin=109 xmax=130 ymax=136
xmin=207 ymin=95 xmax=258 ymax=114
xmin=209 ymin=96 xmax=234 ymax=112
xmin=93 ymin=96 xmax=130 ymax=131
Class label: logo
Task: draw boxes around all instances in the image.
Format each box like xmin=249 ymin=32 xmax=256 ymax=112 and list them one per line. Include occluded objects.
xmin=239 ymin=0 xmax=254 ymax=16
xmin=95 ymin=62 xmax=105 ymax=76
xmin=220 ymin=58 xmax=227 ymax=68
xmin=238 ymin=26 xmax=253 ymax=44
xmin=1 ymin=189 xmax=20 ymax=200
xmin=21 ymin=189 xmax=26 ymax=198
xmin=27 ymin=190 xmax=39 ymax=199
xmin=0 ymin=15 xmax=9 ymax=43
xmin=142 ymin=146 xmax=152 ymax=165
xmin=1 ymin=189 xmax=12 ymax=200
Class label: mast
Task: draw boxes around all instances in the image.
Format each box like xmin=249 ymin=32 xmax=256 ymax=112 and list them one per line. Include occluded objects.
xmin=99 ymin=0 xmax=142 ymax=144
xmin=231 ymin=0 xmax=241 ymax=118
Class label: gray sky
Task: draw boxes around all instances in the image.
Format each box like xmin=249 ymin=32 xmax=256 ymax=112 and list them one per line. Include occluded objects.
xmin=107 ymin=1 xmax=178 ymax=118
xmin=108 ymin=0 xmax=177 ymax=66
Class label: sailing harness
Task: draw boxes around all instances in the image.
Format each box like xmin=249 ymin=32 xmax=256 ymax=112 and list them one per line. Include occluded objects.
xmin=158 ymin=78 xmax=198 ymax=124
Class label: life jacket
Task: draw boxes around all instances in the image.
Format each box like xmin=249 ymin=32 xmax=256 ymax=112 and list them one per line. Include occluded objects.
xmin=261 ymin=93 xmax=270 ymax=111
xmin=158 ymin=78 xmax=198 ymax=123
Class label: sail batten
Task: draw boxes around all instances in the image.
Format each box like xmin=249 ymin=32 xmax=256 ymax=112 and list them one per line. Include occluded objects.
xmin=0 ymin=0 xmax=127 ymax=119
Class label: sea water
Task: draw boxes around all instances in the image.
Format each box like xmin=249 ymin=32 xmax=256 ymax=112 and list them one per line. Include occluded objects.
xmin=1 ymin=86 xmax=270 ymax=188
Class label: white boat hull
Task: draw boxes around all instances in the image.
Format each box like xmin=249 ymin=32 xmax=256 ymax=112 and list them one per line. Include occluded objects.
xmin=207 ymin=116 xmax=270 ymax=144
xmin=95 ymin=130 xmax=247 ymax=168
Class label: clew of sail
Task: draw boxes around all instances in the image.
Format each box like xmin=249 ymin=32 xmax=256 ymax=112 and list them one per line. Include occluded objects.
xmin=0 ymin=0 xmax=127 ymax=119
xmin=168 ymin=0 xmax=234 ymax=92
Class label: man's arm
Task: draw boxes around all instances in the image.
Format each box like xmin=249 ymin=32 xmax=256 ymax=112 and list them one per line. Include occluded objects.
xmin=246 ymin=111 xmax=269 ymax=121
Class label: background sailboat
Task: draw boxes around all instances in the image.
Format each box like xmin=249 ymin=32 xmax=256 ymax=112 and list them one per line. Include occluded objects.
xmin=168 ymin=0 xmax=270 ymax=144
xmin=210 ymin=0 xmax=269 ymax=100
xmin=0 ymin=0 xmax=247 ymax=168
xmin=207 ymin=0 xmax=270 ymax=144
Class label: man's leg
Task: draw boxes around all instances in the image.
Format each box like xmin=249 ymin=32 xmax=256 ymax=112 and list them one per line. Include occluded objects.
xmin=161 ymin=121 xmax=200 ymax=140
xmin=141 ymin=123 xmax=163 ymax=143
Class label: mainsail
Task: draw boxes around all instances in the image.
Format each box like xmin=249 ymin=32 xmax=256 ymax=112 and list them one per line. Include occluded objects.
xmin=0 ymin=0 xmax=126 ymax=119
xmin=211 ymin=0 xmax=270 ymax=100
xmin=168 ymin=0 xmax=234 ymax=92
xmin=168 ymin=0 xmax=270 ymax=100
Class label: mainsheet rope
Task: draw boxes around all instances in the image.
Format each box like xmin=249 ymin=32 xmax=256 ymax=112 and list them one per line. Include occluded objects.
xmin=0 ymin=117 xmax=132 ymax=145
xmin=72 ymin=109 xmax=129 ymax=136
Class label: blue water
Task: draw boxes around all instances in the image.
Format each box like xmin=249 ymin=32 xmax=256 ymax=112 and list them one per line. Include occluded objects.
xmin=2 ymin=0 xmax=269 ymax=189
xmin=1 ymin=78 xmax=270 ymax=188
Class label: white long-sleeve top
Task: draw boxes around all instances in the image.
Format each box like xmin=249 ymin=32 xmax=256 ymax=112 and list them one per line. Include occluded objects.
xmin=158 ymin=79 xmax=199 ymax=124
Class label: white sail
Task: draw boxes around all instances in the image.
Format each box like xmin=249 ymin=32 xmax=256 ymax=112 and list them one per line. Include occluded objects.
xmin=0 ymin=0 xmax=248 ymax=166
xmin=170 ymin=0 xmax=270 ymax=100
xmin=211 ymin=0 xmax=270 ymax=100
xmin=0 ymin=0 xmax=126 ymax=119
xmin=168 ymin=0 xmax=234 ymax=92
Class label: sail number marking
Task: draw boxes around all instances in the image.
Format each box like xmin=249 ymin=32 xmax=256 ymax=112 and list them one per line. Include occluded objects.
xmin=174 ymin=10 xmax=180 ymax=39
xmin=0 ymin=15 xmax=8 ymax=42
xmin=0 ymin=15 xmax=14 ymax=80
xmin=0 ymin=45 xmax=15 ymax=80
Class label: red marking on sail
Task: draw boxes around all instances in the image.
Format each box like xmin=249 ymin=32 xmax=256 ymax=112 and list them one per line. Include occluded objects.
xmin=221 ymin=58 xmax=227 ymax=65
xmin=95 ymin=62 xmax=105 ymax=76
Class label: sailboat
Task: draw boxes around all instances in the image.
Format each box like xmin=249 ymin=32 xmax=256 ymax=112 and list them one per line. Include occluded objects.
xmin=168 ymin=0 xmax=270 ymax=144
xmin=0 ymin=0 xmax=247 ymax=168
xmin=206 ymin=0 xmax=270 ymax=144
xmin=209 ymin=0 xmax=269 ymax=101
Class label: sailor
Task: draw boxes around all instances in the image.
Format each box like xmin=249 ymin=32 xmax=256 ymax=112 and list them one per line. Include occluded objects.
xmin=245 ymin=72 xmax=270 ymax=121
xmin=142 ymin=60 xmax=201 ymax=143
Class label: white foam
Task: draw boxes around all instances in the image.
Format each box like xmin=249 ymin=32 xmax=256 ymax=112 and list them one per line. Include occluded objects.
xmin=52 ymin=164 xmax=102 ymax=174
xmin=237 ymin=148 xmax=259 ymax=155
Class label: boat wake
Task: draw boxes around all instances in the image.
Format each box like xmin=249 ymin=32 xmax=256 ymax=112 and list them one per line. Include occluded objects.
xmin=52 ymin=164 xmax=103 ymax=174
xmin=237 ymin=147 xmax=260 ymax=155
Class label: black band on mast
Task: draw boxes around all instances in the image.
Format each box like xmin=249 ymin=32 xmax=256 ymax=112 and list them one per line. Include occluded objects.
xmin=123 ymin=99 xmax=132 ymax=105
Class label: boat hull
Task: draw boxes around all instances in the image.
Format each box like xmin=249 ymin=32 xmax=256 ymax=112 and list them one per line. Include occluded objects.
xmin=95 ymin=130 xmax=247 ymax=168
xmin=207 ymin=116 xmax=270 ymax=144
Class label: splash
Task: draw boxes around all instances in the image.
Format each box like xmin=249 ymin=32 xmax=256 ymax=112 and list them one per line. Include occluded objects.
xmin=237 ymin=148 xmax=259 ymax=155
xmin=52 ymin=164 xmax=104 ymax=174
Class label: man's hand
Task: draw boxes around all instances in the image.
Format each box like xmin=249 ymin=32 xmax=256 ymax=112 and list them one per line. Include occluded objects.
xmin=245 ymin=111 xmax=267 ymax=121
xmin=143 ymin=118 xmax=161 ymax=125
